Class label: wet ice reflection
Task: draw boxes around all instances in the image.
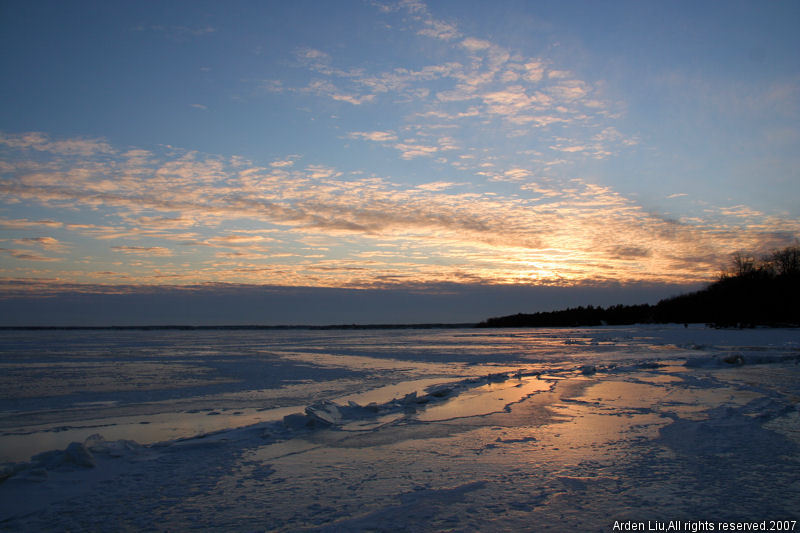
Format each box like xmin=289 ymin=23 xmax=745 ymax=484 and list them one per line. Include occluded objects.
xmin=0 ymin=404 xmax=307 ymax=463
xmin=416 ymin=377 xmax=552 ymax=422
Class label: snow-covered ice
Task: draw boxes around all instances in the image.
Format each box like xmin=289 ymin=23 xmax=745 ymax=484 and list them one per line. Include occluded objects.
xmin=1 ymin=325 xmax=799 ymax=531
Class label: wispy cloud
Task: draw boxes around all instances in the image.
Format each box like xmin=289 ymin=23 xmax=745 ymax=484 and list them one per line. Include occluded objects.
xmin=0 ymin=132 xmax=113 ymax=156
xmin=418 ymin=19 xmax=460 ymax=41
xmin=1 ymin=2 xmax=796 ymax=293
xmin=0 ymin=248 xmax=61 ymax=262
xmin=270 ymin=159 xmax=296 ymax=168
xmin=495 ymin=168 xmax=533 ymax=182
xmin=348 ymin=131 xmax=398 ymax=142
xmin=12 ymin=237 xmax=69 ymax=252
xmin=392 ymin=141 xmax=440 ymax=159
xmin=302 ymin=80 xmax=375 ymax=105
xmin=270 ymin=0 xmax=638 ymax=178
xmin=348 ymin=130 xmax=457 ymax=160
xmin=414 ymin=181 xmax=459 ymax=191
xmin=394 ymin=0 xmax=461 ymax=41
xmin=1 ymin=133 xmax=797 ymax=290
xmin=111 ymin=246 xmax=174 ymax=257
xmin=0 ymin=218 xmax=64 ymax=230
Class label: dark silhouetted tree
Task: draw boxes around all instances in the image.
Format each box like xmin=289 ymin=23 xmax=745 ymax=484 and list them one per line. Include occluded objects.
xmin=478 ymin=245 xmax=800 ymax=328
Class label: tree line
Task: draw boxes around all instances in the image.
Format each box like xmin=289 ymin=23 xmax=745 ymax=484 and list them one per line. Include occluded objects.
xmin=477 ymin=246 xmax=800 ymax=328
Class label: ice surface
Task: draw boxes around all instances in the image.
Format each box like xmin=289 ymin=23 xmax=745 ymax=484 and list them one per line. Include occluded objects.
xmin=1 ymin=325 xmax=799 ymax=530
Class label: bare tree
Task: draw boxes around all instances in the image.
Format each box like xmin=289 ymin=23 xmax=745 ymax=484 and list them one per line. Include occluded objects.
xmin=730 ymin=251 xmax=756 ymax=276
xmin=771 ymin=246 xmax=800 ymax=276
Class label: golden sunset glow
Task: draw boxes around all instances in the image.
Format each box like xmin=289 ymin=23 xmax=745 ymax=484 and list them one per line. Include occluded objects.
xmin=1 ymin=1 xmax=798 ymax=322
xmin=1 ymin=136 xmax=798 ymax=293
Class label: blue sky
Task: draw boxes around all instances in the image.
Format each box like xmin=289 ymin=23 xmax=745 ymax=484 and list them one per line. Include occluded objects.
xmin=0 ymin=0 xmax=798 ymax=323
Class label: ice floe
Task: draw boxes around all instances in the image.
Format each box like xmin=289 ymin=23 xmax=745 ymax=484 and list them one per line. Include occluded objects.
xmin=1 ymin=325 xmax=799 ymax=530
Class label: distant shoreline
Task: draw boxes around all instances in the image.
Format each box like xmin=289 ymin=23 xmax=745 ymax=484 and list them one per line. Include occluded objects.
xmin=479 ymin=246 xmax=800 ymax=329
xmin=4 ymin=247 xmax=797 ymax=332
xmin=2 ymin=322 xmax=797 ymax=331
xmin=0 ymin=323 xmax=477 ymax=331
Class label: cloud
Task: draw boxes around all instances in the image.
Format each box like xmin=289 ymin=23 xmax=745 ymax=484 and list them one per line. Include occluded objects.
xmin=547 ymin=70 xmax=571 ymax=79
xmin=349 ymin=131 xmax=399 ymax=142
xmin=393 ymin=142 xmax=440 ymax=159
xmin=214 ymin=250 xmax=271 ymax=260
xmin=256 ymin=1 xmax=641 ymax=185
xmin=399 ymin=0 xmax=461 ymax=41
xmin=523 ymin=62 xmax=545 ymax=83
xmin=461 ymin=37 xmax=492 ymax=51
xmin=302 ymin=80 xmax=375 ymax=105
xmin=270 ymin=159 xmax=296 ymax=168
xmin=276 ymin=1 xmax=605 ymax=131
xmin=305 ymin=165 xmax=342 ymax=179
xmin=4 ymin=1 xmax=798 ymax=292
xmin=418 ymin=19 xmax=460 ymax=41
xmin=550 ymin=145 xmax=589 ymax=153
xmin=111 ymin=246 xmax=174 ymax=257
xmin=208 ymin=235 xmax=273 ymax=246
xmin=3 ymin=134 xmax=797 ymax=291
xmin=0 ymin=218 xmax=64 ymax=230
xmin=330 ymin=93 xmax=375 ymax=105
xmin=131 ymin=216 xmax=197 ymax=229
xmin=255 ymin=0 xmax=642 ymax=186
xmin=607 ymin=246 xmax=652 ymax=259
xmin=297 ymin=48 xmax=330 ymax=62
xmin=0 ymin=132 xmax=114 ymax=156
xmin=0 ymin=248 xmax=61 ymax=262
xmin=481 ymin=86 xmax=552 ymax=116
xmin=718 ymin=205 xmax=765 ymax=219
xmin=12 ymin=237 xmax=69 ymax=252
xmin=499 ymin=168 xmax=532 ymax=181
xmin=414 ymin=181 xmax=458 ymax=191
xmin=548 ymin=80 xmax=590 ymax=101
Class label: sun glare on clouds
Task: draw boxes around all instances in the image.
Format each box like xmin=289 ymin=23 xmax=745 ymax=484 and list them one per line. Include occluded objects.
xmin=1 ymin=130 xmax=797 ymax=291
xmin=0 ymin=0 xmax=798 ymax=298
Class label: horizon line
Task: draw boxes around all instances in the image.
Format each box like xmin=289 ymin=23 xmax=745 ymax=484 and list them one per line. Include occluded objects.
xmin=0 ymin=323 xmax=479 ymax=331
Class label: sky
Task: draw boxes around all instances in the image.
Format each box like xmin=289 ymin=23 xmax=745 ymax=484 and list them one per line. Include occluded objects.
xmin=1 ymin=0 xmax=798 ymax=325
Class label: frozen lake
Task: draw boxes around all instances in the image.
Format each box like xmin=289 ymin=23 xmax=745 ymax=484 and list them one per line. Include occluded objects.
xmin=1 ymin=325 xmax=799 ymax=531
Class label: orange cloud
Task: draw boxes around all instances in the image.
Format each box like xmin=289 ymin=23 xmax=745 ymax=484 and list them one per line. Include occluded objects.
xmin=2 ymin=133 xmax=798 ymax=290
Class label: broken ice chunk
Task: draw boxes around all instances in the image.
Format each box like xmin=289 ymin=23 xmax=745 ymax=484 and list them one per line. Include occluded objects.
xmin=305 ymin=401 xmax=342 ymax=426
xmin=31 ymin=442 xmax=95 ymax=471
xmin=283 ymin=413 xmax=313 ymax=430
xmin=428 ymin=386 xmax=453 ymax=398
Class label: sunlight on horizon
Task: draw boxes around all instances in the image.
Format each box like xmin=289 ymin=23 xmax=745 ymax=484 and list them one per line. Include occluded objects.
xmin=1 ymin=1 xmax=798 ymax=298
